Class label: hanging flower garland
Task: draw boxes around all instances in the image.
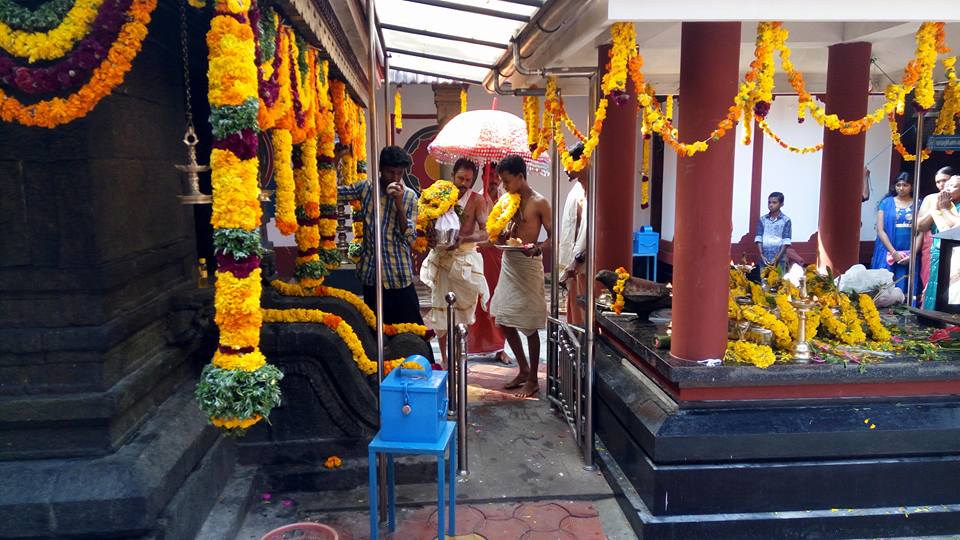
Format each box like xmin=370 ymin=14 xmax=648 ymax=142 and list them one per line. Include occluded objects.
xmin=394 ymin=85 xmax=402 ymax=132
xmin=522 ymin=95 xmax=539 ymax=150
xmin=889 ymin=114 xmax=931 ymax=161
xmin=0 ymin=0 xmax=156 ymax=128
xmin=355 ymin=103 xmax=367 ymax=180
xmin=612 ymin=266 xmax=629 ymax=315
xmin=271 ymin=129 xmax=297 ymax=234
xmin=859 ymin=294 xmax=891 ymax=342
xmin=316 ymin=59 xmax=341 ymax=270
xmin=196 ymin=0 xmax=282 ymax=435
xmin=640 ymin=133 xmax=651 ymax=209
xmin=934 ymin=56 xmax=959 ymax=140
xmin=0 ymin=0 xmax=132 ymax=95
xmin=485 ymin=192 xmax=521 ymax=242
xmin=294 ymin=134 xmax=326 ymax=287
xmin=460 ymin=87 xmax=467 ymax=114
xmin=757 ymin=118 xmax=823 ymax=154
xmin=0 ymin=0 xmax=104 ymax=63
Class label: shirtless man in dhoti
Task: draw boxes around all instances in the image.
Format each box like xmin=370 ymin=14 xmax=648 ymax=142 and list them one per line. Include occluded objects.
xmin=488 ymin=155 xmax=552 ymax=398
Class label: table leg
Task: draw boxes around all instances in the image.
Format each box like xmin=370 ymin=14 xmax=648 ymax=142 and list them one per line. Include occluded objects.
xmin=449 ymin=431 xmax=456 ymax=536
xmin=436 ymin=450 xmax=445 ymax=540
xmin=387 ymin=453 xmax=396 ymax=532
xmin=368 ymin=449 xmax=378 ymax=540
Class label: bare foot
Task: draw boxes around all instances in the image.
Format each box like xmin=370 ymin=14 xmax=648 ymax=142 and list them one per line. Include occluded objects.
xmin=514 ymin=380 xmax=540 ymax=398
xmin=503 ymin=373 xmax=528 ymax=390
xmin=495 ymin=350 xmax=513 ymax=366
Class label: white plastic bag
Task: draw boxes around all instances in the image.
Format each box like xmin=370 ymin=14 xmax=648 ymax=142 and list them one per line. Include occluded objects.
xmin=837 ymin=264 xmax=894 ymax=294
xmin=434 ymin=209 xmax=460 ymax=248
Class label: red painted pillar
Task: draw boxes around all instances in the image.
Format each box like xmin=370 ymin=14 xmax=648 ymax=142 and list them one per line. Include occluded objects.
xmin=817 ymin=42 xmax=872 ymax=274
xmin=595 ymin=44 xmax=638 ymax=275
xmin=670 ymin=22 xmax=741 ymax=362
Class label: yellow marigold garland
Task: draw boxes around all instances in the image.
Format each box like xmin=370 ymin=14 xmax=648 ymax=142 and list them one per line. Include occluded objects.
xmin=416 ymin=180 xmax=459 ymax=229
xmin=725 ymin=340 xmax=776 ymax=369
xmin=0 ymin=0 xmax=157 ymax=128
xmin=394 ymin=86 xmax=403 ymax=132
xmin=272 ymin=130 xmax=297 ymax=234
xmin=858 ymin=294 xmax=891 ymax=342
xmin=837 ymin=293 xmax=867 ymax=344
xmin=774 ymin=293 xmax=800 ymax=340
xmin=935 ymin=56 xmax=959 ymax=139
xmin=741 ymin=305 xmax=792 ymax=349
xmin=0 ymin=0 xmax=105 ymax=63
xmin=612 ymin=266 xmax=629 ymax=315
xmin=485 ymin=192 xmax=521 ymax=242
xmin=460 ymin=87 xmax=467 ymax=114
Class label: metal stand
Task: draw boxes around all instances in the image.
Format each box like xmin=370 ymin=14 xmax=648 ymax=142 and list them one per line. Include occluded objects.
xmin=456 ymin=323 xmax=469 ymax=476
xmin=906 ymin=112 xmax=925 ymax=307
xmin=547 ymin=130 xmax=561 ymax=412
xmin=581 ymin=73 xmax=598 ymax=471
xmin=445 ymin=292 xmax=457 ymax=416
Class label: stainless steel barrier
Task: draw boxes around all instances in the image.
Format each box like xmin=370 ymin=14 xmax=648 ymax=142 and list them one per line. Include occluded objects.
xmin=546 ymin=316 xmax=589 ymax=461
xmin=456 ymin=322 xmax=469 ymax=476
xmin=445 ymin=292 xmax=457 ymax=416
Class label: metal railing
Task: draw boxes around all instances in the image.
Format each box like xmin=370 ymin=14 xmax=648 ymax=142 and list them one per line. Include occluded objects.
xmin=444 ymin=293 xmax=469 ymax=476
xmin=546 ymin=316 xmax=590 ymax=460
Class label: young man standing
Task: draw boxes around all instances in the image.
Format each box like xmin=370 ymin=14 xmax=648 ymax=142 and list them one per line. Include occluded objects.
xmin=420 ymin=158 xmax=490 ymax=366
xmin=755 ymin=192 xmax=792 ymax=273
xmin=338 ymin=146 xmax=423 ymax=325
xmin=489 ymin=155 xmax=552 ymax=398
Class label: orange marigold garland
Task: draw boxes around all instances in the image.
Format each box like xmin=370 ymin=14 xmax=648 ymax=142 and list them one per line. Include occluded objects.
xmin=316 ymin=59 xmax=341 ymax=270
xmin=640 ymin=134 xmax=651 ymax=209
xmin=271 ymin=129 xmax=297 ymax=234
xmin=196 ymin=0 xmax=282 ymax=435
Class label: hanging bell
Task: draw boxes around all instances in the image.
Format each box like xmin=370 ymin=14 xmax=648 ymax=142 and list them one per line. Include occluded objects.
xmin=176 ymin=125 xmax=212 ymax=205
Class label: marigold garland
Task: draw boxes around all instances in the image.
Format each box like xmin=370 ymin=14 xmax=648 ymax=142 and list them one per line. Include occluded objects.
xmin=394 ymin=85 xmax=402 ymax=132
xmin=858 ymin=294 xmax=891 ymax=342
xmin=640 ymin=134 xmax=651 ymax=208
xmin=272 ymin=130 xmax=297 ymax=234
xmin=612 ymin=266 xmax=629 ymax=315
xmin=935 ymin=57 xmax=959 ymax=140
xmin=725 ymin=340 xmax=777 ymax=369
xmin=740 ymin=305 xmax=792 ymax=349
xmin=485 ymin=192 xmax=521 ymax=242
xmin=460 ymin=87 xmax=467 ymax=114
xmin=198 ymin=0 xmax=282 ymax=434
xmin=0 ymin=0 xmax=156 ymax=128
xmin=416 ymin=180 xmax=459 ymax=228
xmin=0 ymin=0 xmax=104 ymax=63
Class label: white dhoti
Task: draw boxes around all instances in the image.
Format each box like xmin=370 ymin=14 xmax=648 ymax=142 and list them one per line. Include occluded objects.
xmin=490 ymin=251 xmax=547 ymax=336
xmin=420 ymin=243 xmax=489 ymax=336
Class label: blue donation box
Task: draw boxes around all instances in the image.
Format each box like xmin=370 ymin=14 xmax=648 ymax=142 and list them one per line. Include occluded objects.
xmin=379 ymin=355 xmax=448 ymax=443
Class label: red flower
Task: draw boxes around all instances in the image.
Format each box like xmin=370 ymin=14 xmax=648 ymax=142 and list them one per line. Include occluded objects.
xmin=929 ymin=326 xmax=960 ymax=343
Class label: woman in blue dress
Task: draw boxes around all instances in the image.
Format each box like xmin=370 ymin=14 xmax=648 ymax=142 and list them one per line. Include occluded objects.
xmin=923 ymin=175 xmax=960 ymax=310
xmin=871 ymin=173 xmax=914 ymax=293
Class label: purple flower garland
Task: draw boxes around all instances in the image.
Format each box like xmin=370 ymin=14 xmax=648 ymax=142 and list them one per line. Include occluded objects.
xmin=0 ymin=0 xmax=130 ymax=95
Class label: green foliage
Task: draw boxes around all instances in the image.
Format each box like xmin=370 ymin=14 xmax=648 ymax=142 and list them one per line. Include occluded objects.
xmin=319 ymin=204 xmax=338 ymax=216
xmin=213 ymin=229 xmax=264 ymax=260
xmin=258 ymin=7 xmax=277 ymax=61
xmin=195 ymin=363 xmax=284 ymax=435
xmin=209 ymin=99 xmax=259 ymax=140
xmin=348 ymin=241 xmax=363 ymax=261
xmin=0 ymin=0 xmax=73 ymax=32
xmin=319 ymin=247 xmax=342 ymax=267
xmin=295 ymin=260 xmax=329 ymax=280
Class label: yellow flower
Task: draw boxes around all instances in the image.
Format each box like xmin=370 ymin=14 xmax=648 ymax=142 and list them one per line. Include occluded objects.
xmin=486 ymin=193 xmax=521 ymax=242
xmin=324 ymin=456 xmax=343 ymax=469
xmin=394 ymin=87 xmax=403 ymax=132
xmin=0 ymin=0 xmax=105 ymax=63
xmin=210 ymin=150 xmax=263 ymax=230
xmin=741 ymin=305 xmax=792 ymax=349
xmin=272 ymin=130 xmax=297 ymax=234
xmin=213 ymin=349 xmax=267 ymax=371
xmin=214 ymin=269 xmax=263 ymax=349
xmin=612 ymin=266 xmax=630 ymax=315
xmin=725 ymin=340 xmax=776 ymax=369
xmin=211 ymin=415 xmax=262 ymax=429
xmin=417 ymin=181 xmax=459 ymax=229
xmin=858 ymin=294 xmax=891 ymax=342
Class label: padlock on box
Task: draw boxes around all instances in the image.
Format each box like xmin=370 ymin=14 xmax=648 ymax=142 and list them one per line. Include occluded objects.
xmin=379 ymin=355 xmax=448 ymax=443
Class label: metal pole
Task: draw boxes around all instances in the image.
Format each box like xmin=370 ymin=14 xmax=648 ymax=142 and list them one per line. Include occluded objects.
xmin=582 ymin=73 xmax=598 ymax=470
xmin=548 ymin=104 xmax=561 ymax=411
xmin=366 ymin=0 xmax=388 ymax=524
xmin=445 ymin=292 xmax=457 ymax=416
xmin=383 ymin=53 xmax=392 ymax=147
xmin=907 ymin=112 xmax=925 ymax=307
xmin=456 ymin=322 xmax=469 ymax=476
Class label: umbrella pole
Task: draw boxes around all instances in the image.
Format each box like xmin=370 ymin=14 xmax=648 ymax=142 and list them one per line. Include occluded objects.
xmin=367 ymin=0 xmax=387 ymax=524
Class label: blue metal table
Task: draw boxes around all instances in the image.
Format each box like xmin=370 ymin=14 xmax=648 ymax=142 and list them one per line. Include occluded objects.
xmin=368 ymin=420 xmax=457 ymax=539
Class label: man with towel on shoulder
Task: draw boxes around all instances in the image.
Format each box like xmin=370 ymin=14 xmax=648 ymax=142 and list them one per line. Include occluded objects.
xmin=489 ymin=155 xmax=552 ymax=398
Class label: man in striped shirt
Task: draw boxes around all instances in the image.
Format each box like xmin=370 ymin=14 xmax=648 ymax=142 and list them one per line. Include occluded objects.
xmin=338 ymin=146 xmax=423 ymax=325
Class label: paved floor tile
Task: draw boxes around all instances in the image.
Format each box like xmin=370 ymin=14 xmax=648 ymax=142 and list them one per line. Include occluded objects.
xmin=514 ymin=501 xmax=569 ymax=531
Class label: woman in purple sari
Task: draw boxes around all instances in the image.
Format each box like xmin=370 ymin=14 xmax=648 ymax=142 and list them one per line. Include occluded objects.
xmin=871 ymin=173 xmax=913 ymax=293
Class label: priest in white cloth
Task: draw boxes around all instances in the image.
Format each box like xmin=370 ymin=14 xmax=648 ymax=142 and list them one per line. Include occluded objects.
xmin=420 ymin=158 xmax=490 ymax=367
xmin=558 ymin=143 xmax=588 ymax=327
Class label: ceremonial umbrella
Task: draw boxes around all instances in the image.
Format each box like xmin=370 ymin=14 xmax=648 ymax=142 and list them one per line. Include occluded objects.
xmin=427 ymin=109 xmax=551 ymax=175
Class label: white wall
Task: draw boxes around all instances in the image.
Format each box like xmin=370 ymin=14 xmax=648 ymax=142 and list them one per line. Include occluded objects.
xmin=660 ymin=94 xmax=893 ymax=244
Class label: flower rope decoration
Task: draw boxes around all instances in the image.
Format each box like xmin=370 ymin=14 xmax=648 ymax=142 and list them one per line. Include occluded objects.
xmin=485 ymin=192 xmax=521 ymax=242
xmin=612 ymin=266 xmax=630 ymax=315
xmin=460 ymin=87 xmax=467 ymax=114
xmin=195 ymin=0 xmax=283 ymax=435
xmin=415 ymin=180 xmax=459 ymax=252
xmin=934 ymin=56 xmax=959 ymax=141
xmin=0 ymin=0 xmax=105 ymax=63
xmin=0 ymin=0 xmax=157 ymax=128
xmin=858 ymin=293 xmax=891 ymax=342
xmin=741 ymin=305 xmax=792 ymax=349
xmin=271 ymin=129 xmax=297 ymax=234
xmin=270 ymin=280 xmax=427 ymax=337
xmin=316 ymin=59 xmax=341 ymax=270
xmin=640 ymin=133 xmax=651 ymax=208
xmin=393 ymin=85 xmax=402 ymax=132
xmin=262 ymin=308 xmax=406 ymax=376
xmin=294 ymin=134 xmax=326 ymax=287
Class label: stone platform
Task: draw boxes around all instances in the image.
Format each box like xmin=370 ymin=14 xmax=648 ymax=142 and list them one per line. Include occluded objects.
xmin=595 ymin=313 xmax=960 ymax=539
